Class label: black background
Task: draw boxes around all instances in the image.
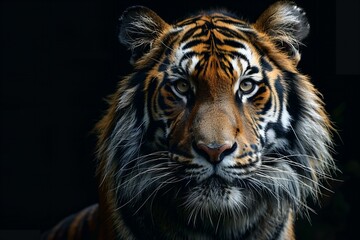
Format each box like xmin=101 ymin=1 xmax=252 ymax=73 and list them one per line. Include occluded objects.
xmin=1 ymin=0 xmax=359 ymax=239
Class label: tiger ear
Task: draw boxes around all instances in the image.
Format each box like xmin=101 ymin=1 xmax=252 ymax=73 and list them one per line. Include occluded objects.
xmin=118 ymin=6 xmax=169 ymax=64
xmin=254 ymin=1 xmax=310 ymax=65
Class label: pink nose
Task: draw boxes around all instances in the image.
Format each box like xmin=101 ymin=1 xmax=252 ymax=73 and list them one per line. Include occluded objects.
xmin=196 ymin=143 xmax=235 ymax=164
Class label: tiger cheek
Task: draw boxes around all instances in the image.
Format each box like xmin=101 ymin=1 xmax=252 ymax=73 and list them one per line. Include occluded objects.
xmin=235 ymin=107 xmax=259 ymax=149
xmin=168 ymin=114 xmax=192 ymax=154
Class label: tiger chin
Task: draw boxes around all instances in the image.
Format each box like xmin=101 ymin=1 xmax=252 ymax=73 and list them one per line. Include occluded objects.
xmin=43 ymin=1 xmax=337 ymax=240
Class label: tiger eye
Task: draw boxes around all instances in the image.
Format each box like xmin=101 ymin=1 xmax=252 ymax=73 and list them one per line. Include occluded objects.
xmin=240 ymin=80 xmax=255 ymax=94
xmin=175 ymin=79 xmax=190 ymax=94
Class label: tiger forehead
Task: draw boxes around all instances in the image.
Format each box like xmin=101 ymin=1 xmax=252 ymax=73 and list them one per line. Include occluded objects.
xmin=170 ymin=24 xmax=258 ymax=83
xmin=172 ymin=14 xmax=257 ymax=84
xmin=175 ymin=13 xmax=249 ymax=28
xmin=174 ymin=13 xmax=253 ymax=49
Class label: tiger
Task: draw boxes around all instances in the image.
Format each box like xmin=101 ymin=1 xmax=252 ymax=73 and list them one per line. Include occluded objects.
xmin=42 ymin=1 xmax=337 ymax=239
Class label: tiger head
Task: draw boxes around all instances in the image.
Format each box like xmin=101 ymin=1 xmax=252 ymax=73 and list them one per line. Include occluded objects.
xmin=95 ymin=1 xmax=336 ymax=239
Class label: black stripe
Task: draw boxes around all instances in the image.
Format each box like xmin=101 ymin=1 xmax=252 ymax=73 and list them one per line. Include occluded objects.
xmin=181 ymin=26 xmax=202 ymax=42
xmin=216 ymin=27 xmax=246 ymax=39
xmin=158 ymin=58 xmax=170 ymax=72
xmin=284 ymin=71 xmax=303 ymax=148
xmin=182 ymin=39 xmax=205 ymax=50
xmin=257 ymin=95 xmax=272 ymax=115
xmin=246 ymin=66 xmax=259 ymax=75
xmin=176 ymin=16 xmax=202 ymax=27
xmin=274 ymin=76 xmax=284 ymax=128
xmin=81 ymin=205 xmax=98 ymax=240
xmin=250 ymin=85 xmax=266 ymax=102
xmin=274 ymin=76 xmax=284 ymax=104
xmin=216 ymin=18 xmax=248 ymax=26
xmin=50 ymin=214 xmax=77 ymax=240
xmin=227 ymin=51 xmax=250 ymax=66
xmin=260 ymin=57 xmax=273 ymax=72
xmin=223 ymin=39 xmax=246 ymax=49
xmin=270 ymin=219 xmax=286 ymax=240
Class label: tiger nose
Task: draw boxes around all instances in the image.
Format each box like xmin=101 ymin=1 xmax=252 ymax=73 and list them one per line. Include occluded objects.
xmin=196 ymin=142 xmax=237 ymax=164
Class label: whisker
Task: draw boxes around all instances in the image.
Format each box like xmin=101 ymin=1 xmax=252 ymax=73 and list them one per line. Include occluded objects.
xmin=253 ymin=171 xmax=316 ymax=216
xmin=115 ymin=163 xmax=180 ymax=191
xmin=116 ymin=171 xmax=175 ymax=210
xmin=262 ymin=150 xmax=340 ymax=186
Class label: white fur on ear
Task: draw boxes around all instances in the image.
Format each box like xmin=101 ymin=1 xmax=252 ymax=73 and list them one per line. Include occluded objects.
xmin=118 ymin=6 xmax=169 ymax=64
xmin=255 ymin=1 xmax=310 ymax=63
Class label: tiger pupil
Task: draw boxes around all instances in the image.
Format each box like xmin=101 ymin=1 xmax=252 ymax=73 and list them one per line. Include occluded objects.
xmin=176 ymin=80 xmax=190 ymax=94
xmin=240 ymin=80 xmax=254 ymax=93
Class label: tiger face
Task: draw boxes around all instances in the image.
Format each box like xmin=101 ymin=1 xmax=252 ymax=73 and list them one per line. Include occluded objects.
xmin=96 ymin=2 xmax=336 ymax=239
xmin=148 ymin=18 xmax=289 ymax=211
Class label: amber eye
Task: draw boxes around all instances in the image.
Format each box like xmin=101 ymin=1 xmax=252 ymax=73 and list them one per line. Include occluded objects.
xmin=239 ymin=79 xmax=255 ymax=94
xmin=174 ymin=79 xmax=190 ymax=94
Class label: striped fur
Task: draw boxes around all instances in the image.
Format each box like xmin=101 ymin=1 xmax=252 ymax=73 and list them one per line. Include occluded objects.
xmin=42 ymin=204 xmax=99 ymax=240
xmin=43 ymin=1 xmax=337 ymax=239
